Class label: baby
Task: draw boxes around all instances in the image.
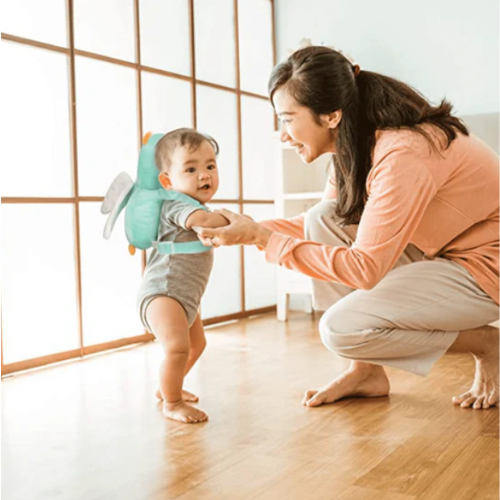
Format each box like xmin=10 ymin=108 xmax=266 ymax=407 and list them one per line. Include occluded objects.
xmin=137 ymin=128 xmax=228 ymax=424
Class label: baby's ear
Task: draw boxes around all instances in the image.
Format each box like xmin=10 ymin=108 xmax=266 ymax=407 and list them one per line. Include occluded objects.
xmin=158 ymin=172 xmax=172 ymax=190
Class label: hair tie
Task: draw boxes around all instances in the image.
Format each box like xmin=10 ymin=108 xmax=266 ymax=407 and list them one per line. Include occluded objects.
xmin=353 ymin=64 xmax=361 ymax=77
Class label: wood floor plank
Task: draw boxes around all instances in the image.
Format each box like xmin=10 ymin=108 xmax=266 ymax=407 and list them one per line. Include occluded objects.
xmin=169 ymin=454 xmax=318 ymax=500
xmin=354 ymin=410 xmax=498 ymax=497
xmin=2 ymin=312 xmax=498 ymax=500
xmin=416 ymin=436 xmax=499 ymax=500
xmin=331 ymin=484 xmax=416 ymax=500
xmin=253 ymin=463 xmax=415 ymax=500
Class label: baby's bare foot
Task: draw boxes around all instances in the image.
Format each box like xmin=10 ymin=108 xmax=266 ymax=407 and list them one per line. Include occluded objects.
xmin=155 ymin=388 xmax=199 ymax=402
xmin=162 ymin=400 xmax=208 ymax=424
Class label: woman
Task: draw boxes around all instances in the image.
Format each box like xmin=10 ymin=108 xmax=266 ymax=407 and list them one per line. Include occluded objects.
xmin=195 ymin=46 xmax=499 ymax=410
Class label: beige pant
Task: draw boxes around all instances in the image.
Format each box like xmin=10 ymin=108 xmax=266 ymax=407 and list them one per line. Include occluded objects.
xmin=306 ymin=201 xmax=499 ymax=376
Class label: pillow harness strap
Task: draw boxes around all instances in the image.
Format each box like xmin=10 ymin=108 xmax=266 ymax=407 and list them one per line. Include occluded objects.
xmin=152 ymin=240 xmax=211 ymax=255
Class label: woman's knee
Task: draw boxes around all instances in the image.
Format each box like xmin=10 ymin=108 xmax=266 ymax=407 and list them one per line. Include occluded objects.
xmin=305 ymin=200 xmax=337 ymax=237
xmin=319 ymin=301 xmax=371 ymax=356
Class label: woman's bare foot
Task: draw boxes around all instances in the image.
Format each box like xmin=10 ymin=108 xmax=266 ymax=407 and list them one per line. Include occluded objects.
xmin=452 ymin=328 xmax=499 ymax=410
xmin=155 ymin=387 xmax=199 ymax=402
xmin=162 ymin=400 xmax=208 ymax=424
xmin=302 ymin=361 xmax=390 ymax=407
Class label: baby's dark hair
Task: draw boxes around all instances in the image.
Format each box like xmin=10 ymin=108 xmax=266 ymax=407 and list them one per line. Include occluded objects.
xmin=154 ymin=128 xmax=219 ymax=172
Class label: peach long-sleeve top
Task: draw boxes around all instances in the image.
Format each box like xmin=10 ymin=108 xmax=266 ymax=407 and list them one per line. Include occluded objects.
xmin=261 ymin=127 xmax=499 ymax=304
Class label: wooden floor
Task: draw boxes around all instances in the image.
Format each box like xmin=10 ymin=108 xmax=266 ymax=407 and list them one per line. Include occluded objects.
xmin=2 ymin=312 xmax=498 ymax=500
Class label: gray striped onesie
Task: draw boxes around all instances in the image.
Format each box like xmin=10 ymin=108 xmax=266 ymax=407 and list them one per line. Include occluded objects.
xmin=137 ymin=199 xmax=214 ymax=330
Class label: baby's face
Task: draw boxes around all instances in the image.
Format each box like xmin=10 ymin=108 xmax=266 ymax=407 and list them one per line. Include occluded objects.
xmin=164 ymin=141 xmax=219 ymax=203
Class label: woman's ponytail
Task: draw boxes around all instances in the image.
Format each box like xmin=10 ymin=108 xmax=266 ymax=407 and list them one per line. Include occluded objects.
xmin=269 ymin=46 xmax=469 ymax=225
xmin=356 ymin=70 xmax=468 ymax=147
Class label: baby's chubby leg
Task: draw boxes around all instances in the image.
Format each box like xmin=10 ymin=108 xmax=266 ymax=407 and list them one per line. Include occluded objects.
xmin=155 ymin=313 xmax=207 ymax=402
xmin=186 ymin=313 xmax=208 ymax=374
xmin=146 ymin=297 xmax=208 ymax=424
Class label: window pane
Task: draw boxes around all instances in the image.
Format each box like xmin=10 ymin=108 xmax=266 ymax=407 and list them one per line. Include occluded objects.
xmin=3 ymin=0 xmax=67 ymax=47
xmin=79 ymin=203 xmax=144 ymax=345
xmin=141 ymin=72 xmax=192 ymax=134
xmin=75 ymin=56 xmax=138 ymax=197
xmin=238 ymin=0 xmax=274 ymax=95
xmin=1 ymin=205 xmax=80 ymax=364
xmin=241 ymin=96 xmax=275 ymax=200
xmin=74 ymin=0 xmax=135 ymax=61
xmin=139 ymin=0 xmax=190 ymax=75
xmin=2 ymin=42 xmax=72 ymax=197
xmin=243 ymin=204 xmax=276 ymax=309
xmin=201 ymin=203 xmax=242 ymax=318
xmin=194 ymin=0 xmax=236 ymax=88
xmin=196 ymin=85 xmax=239 ymax=199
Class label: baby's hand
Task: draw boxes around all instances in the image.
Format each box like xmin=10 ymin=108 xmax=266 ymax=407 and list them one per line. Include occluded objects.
xmin=192 ymin=226 xmax=214 ymax=247
xmin=193 ymin=209 xmax=266 ymax=248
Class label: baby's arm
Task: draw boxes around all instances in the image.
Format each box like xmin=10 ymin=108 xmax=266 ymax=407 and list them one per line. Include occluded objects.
xmin=185 ymin=210 xmax=229 ymax=229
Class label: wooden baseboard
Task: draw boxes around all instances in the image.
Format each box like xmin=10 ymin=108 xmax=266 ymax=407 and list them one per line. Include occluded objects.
xmin=1 ymin=307 xmax=277 ymax=377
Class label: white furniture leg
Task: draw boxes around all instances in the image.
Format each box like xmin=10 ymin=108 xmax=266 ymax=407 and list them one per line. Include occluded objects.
xmin=277 ymin=292 xmax=289 ymax=321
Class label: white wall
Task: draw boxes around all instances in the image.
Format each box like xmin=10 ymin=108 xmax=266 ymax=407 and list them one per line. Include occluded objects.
xmin=274 ymin=0 xmax=499 ymax=116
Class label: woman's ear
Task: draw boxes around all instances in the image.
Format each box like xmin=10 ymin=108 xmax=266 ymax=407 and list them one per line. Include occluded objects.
xmin=158 ymin=172 xmax=172 ymax=190
xmin=326 ymin=110 xmax=342 ymax=130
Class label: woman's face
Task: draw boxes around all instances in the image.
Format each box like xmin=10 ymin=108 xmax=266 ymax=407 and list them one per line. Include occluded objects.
xmin=272 ymin=87 xmax=339 ymax=163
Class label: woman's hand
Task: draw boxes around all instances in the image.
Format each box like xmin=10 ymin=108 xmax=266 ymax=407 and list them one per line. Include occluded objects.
xmin=192 ymin=209 xmax=272 ymax=248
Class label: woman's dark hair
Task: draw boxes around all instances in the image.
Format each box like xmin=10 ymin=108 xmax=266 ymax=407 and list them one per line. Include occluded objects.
xmin=268 ymin=46 xmax=469 ymax=225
